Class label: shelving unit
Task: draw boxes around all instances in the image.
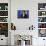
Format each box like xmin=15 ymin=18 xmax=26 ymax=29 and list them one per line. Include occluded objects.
xmin=0 ymin=3 xmax=8 ymax=37
xmin=38 ymin=3 xmax=46 ymax=37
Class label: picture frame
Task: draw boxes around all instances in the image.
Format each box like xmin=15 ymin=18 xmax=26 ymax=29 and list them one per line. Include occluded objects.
xmin=17 ymin=10 xmax=29 ymax=19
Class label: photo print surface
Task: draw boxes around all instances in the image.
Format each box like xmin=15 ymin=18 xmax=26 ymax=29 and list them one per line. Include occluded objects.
xmin=17 ymin=10 xmax=29 ymax=19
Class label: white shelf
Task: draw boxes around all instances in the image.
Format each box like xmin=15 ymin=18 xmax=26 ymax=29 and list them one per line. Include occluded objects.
xmin=0 ymin=22 xmax=8 ymax=23
xmin=38 ymin=22 xmax=46 ymax=23
xmin=38 ymin=10 xmax=46 ymax=11
xmin=0 ymin=10 xmax=8 ymax=11
xmin=0 ymin=16 xmax=8 ymax=17
xmin=38 ymin=16 xmax=46 ymax=17
xmin=38 ymin=28 xmax=46 ymax=29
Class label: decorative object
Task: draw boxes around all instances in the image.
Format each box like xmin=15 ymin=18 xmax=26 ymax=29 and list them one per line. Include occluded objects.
xmin=29 ymin=25 xmax=35 ymax=30
xmin=39 ymin=29 xmax=46 ymax=37
xmin=38 ymin=23 xmax=46 ymax=28
xmin=0 ymin=17 xmax=8 ymax=22
xmin=11 ymin=23 xmax=16 ymax=30
xmin=38 ymin=3 xmax=46 ymax=10
xmin=5 ymin=6 xmax=8 ymax=10
xmin=0 ymin=23 xmax=8 ymax=37
xmin=0 ymin=3 xmax=8 ymax=10
xmin=42 ymin=12 xmax=45 ymax=15
xmin=0 ymin=6 xmax=1 ymax=10
xmin=17 ymin=10 xmax=29 ymax=19
xmin=38 ymin=17 xmax=46 ymax=22
xmin=0 ymin=11 xmax=8 ymax=16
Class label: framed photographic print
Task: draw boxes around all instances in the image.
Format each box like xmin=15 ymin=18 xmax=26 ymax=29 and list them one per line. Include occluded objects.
xmin=17 ymin=10 xmax=29 ymax=19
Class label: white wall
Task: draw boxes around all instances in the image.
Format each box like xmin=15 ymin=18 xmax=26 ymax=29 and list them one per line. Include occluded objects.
xmin=11 ymin=0 xmax=46 ymax=46
xmin=11 ymin=0 xmax=38 ymax=30
xmin=11 ymin=0 xmax=46 ymax=30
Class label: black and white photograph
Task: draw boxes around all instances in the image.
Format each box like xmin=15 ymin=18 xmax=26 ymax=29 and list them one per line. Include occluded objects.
xmin=17 ymin=10 xmax=29 ymax=19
